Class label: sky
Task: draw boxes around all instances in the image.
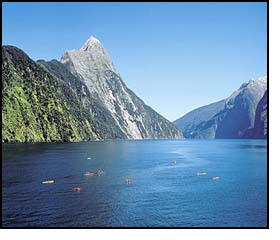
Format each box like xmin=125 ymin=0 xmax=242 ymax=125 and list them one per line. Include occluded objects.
xmin=2 ymin=2 xmax=267 ymax=121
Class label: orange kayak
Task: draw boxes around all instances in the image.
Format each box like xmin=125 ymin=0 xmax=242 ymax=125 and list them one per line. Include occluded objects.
xmin=83 ymin=172 xmax=94 ymax=177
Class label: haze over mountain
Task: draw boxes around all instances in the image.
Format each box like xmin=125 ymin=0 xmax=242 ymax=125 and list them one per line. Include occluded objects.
xmin=2 ymin=36 xmax=183 ymax=142
xmin=174 ymin=77 xmax=267 ymax=139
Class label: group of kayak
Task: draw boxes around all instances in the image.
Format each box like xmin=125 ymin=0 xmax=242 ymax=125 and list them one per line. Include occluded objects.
xmin=41 ymin=169 xmax=106 ymax=191
xmin=41 ymin=159 xmax=220 ymax=192
xmin=41 ymin=170 xmax=130 ymax=192
xmin=173 ymin=160 xmax=220 ymax=180
xmin=41 ymin=156 xmax=108 ymax=191
xmin=196 ymin=171 xmax=220 ymax=180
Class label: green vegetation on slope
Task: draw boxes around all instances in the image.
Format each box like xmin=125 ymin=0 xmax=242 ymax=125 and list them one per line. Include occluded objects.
xmin=38 ymin=59 xmax=128 ymax=139
xmin=2 ymin=46 xmax=100 ymax=142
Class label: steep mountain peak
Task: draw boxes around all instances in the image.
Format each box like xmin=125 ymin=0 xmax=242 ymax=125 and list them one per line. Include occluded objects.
xmin=61 ymin=35 xmax=116 ymax=72
xmin=59 ymin=38 xmax=183 ymax=140
xmin=227 ymin=76 xmax=267 ymax=104
xmin=80 ymin=36 xmax=101 ymax=51
xmin=239 ymin=76 xmax=267 ymax=90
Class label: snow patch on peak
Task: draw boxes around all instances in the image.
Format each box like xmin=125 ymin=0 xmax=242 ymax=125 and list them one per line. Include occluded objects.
xmin=226 ymin=76 xmax=267 ymax=107
xmin=255 ymin=76 xmax=267 ymax=86
xmin=239 ymin=76 xmax=267 ymax=90
xmin=80 ymin=36 xmax=102 ymax=51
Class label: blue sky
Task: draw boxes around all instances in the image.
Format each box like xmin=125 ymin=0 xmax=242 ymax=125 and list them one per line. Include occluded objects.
xmin=2 ymin=2 xmax=267 ymax=121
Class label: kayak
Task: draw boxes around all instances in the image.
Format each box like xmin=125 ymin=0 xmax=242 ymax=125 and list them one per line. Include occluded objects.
xmin=83 ymin=171 xmax=94 ymax=176
xmin=124 ymin=178 xmax=132 ymax=184
xmin=42 ymin=180 xmax=54 ymax=184
xmin=212 ymin=176 xmax=220 ymax=180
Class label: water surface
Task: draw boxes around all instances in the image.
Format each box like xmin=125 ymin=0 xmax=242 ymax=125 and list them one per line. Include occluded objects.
xmin=2 ymin=139 xmax=267 ymax=227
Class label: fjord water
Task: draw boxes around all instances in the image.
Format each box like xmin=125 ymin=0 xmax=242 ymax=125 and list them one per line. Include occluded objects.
xmin=2 ymin=140 xmax=267 ymax=227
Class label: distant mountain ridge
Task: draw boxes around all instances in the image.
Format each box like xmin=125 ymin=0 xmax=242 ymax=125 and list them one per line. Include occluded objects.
xmin=174 ymin=100 xmax=226 ymax=139
xmin=174 ymin=77 xmax=267 ymax=139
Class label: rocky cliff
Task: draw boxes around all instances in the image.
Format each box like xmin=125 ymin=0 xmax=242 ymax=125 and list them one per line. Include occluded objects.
xmin=244 ymin=91 xmax=267 ymax=139
xmin=60 ymin=36 xmax=183 ymax=139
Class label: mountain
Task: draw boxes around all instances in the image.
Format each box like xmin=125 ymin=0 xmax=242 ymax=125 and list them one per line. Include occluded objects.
xmin=37 ymin=59 xmax=127 ymax=139
xmin=60 ymin=36 xmax=183 ymax=139
xmin=244 ymin=91 xmax=267 ymax=139
xmin=174 ymin=77 xmax=267 ymax=139
xmin=174 ymin=100 xmax=226 ymax=139
xmin=2 ymin=46 xmax=101 ymax=142
xmin=2 ymin=37 xmax=183 ymax=142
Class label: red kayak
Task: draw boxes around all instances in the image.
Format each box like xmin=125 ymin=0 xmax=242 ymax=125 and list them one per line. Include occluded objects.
xmin=71 ymin=187 xmax=82 ymax=192
xmin=124 ymin=178 xmax=132 ymax=184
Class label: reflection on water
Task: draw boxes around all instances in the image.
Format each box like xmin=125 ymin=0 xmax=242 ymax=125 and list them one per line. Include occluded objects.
xmin=2 ymin=139 xmax=267 ymax=227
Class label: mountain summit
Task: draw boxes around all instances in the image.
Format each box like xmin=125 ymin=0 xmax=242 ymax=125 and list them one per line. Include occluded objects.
xmin=80 ymin=36 xmax=101 ymax=51
xmin=60 ymin=36 xmax=182 ymax=139
xmin=62 ymin=36 xmax=116 ymax=72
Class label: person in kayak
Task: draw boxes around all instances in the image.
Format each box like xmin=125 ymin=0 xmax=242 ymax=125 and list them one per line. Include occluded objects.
xmin=124 ymin=178 xmax=132 ymax=184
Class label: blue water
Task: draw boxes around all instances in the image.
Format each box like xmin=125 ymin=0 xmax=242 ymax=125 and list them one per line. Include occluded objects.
xmin=2 ymin=139 xmax=267 ymax=227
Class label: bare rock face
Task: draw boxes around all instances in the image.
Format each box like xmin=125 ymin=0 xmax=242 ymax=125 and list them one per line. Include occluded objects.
xmin=244 ymin=91 xmax=267 ymax=139
xmin=174 ymin=77 xmax=267 ymax=139
xmin=60 ymin=36 xmax=182 ymax=139
xmin=38 ymin=59 xmax=127 ymax=139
